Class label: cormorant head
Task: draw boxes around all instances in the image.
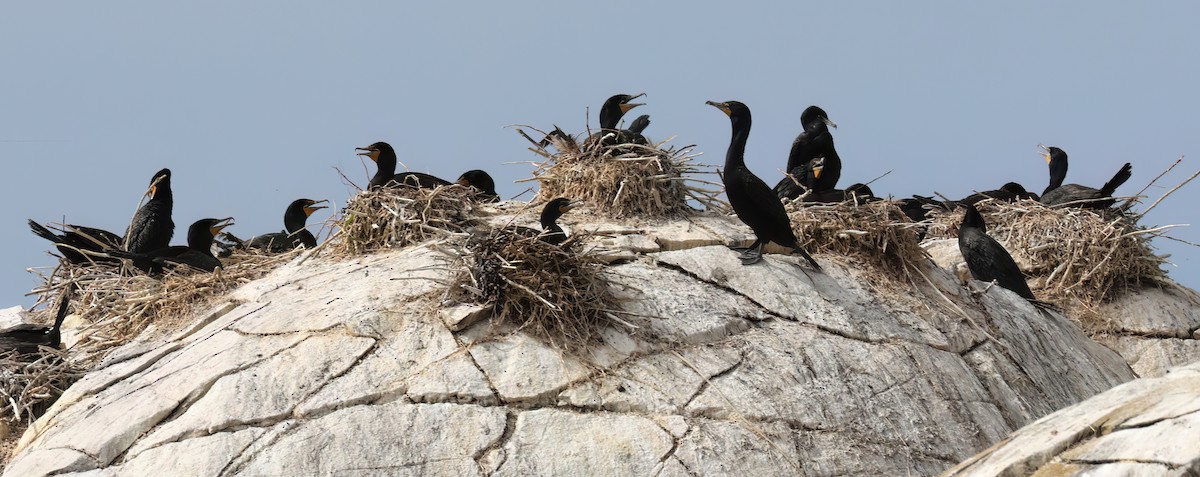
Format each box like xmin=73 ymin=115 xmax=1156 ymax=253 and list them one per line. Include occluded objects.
xmin=628 ymin=114 xmax=651 ymax=134
xmin=810 ymin=157 xmax=826 ymax=179
xmin=189 ymin=217 xmax=234 ymax=249
xmin=599 ymin=93 xmax=645 ymax=129
xmin=706 ymin=100 xmax=751 ymax=126
xmin=294 ymin=199 xmax=329 ymax=217
xmin=961 ymin=204 xmax=987 ymax=233
xmin=355 ymin=142 xmax=394 ymax=163
xmin=845 ymin=183 xmax=874 ymax=199
xmin=1000 ymin=182 xmax=1028 ymax=195
xmin=800 ymin=105 xmax=836 ymax=129
xmin=1039 ymin=145 xmax=1068 ymax=167
xmin=541 ymin=197 xmax=574 ymax=226
xmin=457 ymin=170 xmax=497 ymax=196
xmin=146 ymin=168 xmax=171 ymax=199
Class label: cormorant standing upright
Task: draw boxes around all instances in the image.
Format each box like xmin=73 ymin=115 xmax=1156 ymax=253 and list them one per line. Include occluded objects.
xmin=1039 ymin=146 xmax=1132 ymax=208
xmin=109 ymin=218 xmax=233 ymax=274
xmin=356 ymin=142 xmax=452 ymax=190
xmin=125 ymin=168 xmax=174 ymax=253
xmin=707 ymin=100 xmax=820 ymax=269
xmin=774 ymin=106 xmax=840 ymax=200
xmin=958 ymin=204 xmax=1035 ymax=300
xmin=0 ymin=283 xmax=74 ymax=354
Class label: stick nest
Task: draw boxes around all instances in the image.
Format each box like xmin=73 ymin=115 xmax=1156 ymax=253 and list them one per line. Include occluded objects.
xmin=521 ymin=129 xmax=724 ymax=218
xmin=333 ymin=185 xmax=481 ymax=255
xmin=924 ymin=199 xmax=1167 ymax=320
xmin=787 ymin=198 xmax=927 ymax=280
xmin=452 ymin=227 xmax=623 ymax=352
xmin=0 ymin=348 xmax=82 ymax=424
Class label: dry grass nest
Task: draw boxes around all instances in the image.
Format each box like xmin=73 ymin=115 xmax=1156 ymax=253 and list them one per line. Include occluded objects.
xmin=924 ymin=198 xmax=1169 ymax=319
xmin=786 ymin=198 xmax=927 ymax=281
xmin=333 ymin=184 xmax=482 ymax=255
xmin=517 ymin=127 xmax=725 ymax=218
xmin=8 ymin=247 xmax=301 ymax=425
xmin=451 ymin=226 xmax=626 ymax=353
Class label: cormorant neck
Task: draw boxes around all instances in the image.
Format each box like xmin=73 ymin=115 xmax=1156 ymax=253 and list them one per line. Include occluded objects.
xmin=725 ymin=114 xmax=751 ymax=170
xmin=599 ymin=103 xmax=623 ymax=130
xmin=187 ymin=228 xmax=216 ymax=256
xmin=1045 ymin=156 xmax=1068 ymax=194
xmin=283 ymin=205 xmax=309 ymax=234
xmin=374 ymin=149 xmax=398 ymax=180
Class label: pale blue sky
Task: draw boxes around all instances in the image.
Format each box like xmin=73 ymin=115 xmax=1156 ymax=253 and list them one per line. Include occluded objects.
xmin=3 ymin=2 xmax=1198 ymax=307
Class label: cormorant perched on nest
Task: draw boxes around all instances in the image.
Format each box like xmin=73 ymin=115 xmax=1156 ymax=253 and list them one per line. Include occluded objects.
xmin=623 ymin=114 xmax=652 ymax=146
xmin=458 ymin=170 xmax=500 ymax=202
xmin=1039 ymin=145 xmax=1132 ymax=208
xmin=125 ymin=168 xmax=174 ymax=254
xmin=774 ymin=106 xmax=839 ymax=200
xmin=108 ymin=218 xmax=233 ymax=274
xmin=356 ymin=142 xmax=452 ymax=190
xmin=0 ymin=284 xmax=74 ymax=355
xmin=28 ymin=220 xmax=123 ymax=264
xmin=508 ymin=198 xmax=574 ymax=245
xmin=226 ymin=199 xmax=328 ymax=252
xmin=802 ymin=182 xmax=878 ymax=204
xmin=958 ymin=204 xmax=1035 ymax=300
xmin=582 ymin=93 xmax=645 ymax=151
xmin=897 ymin=195 xmax=947 ymax=223
xmin=955 ymin=182 xmax=1040 ymax=208
xmin=707 ymin=100 xmax=820 ymax=269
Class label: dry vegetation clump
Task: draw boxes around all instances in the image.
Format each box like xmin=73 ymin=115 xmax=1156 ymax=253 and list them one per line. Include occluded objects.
xmin=518 ymin=127 xmax=724 ymax=218
xmin=452 ymin=227 xmax=625 ymax=352
xmin=924 ymin=198 xmax=1168 ymax=323
xmin=333 ymin=185 xmax=481 ymax=255
xmin=787 ymin=198 xmax=927 ymax=280
xmin=29 ymin=249 xmax=300 ymax=366
xmin=0 ymin=347 xmax=80 ymax=425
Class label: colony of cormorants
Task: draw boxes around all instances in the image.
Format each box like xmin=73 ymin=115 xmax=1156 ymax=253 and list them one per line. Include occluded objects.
xmin=13 ymin=92 xmax=1140 ymax=355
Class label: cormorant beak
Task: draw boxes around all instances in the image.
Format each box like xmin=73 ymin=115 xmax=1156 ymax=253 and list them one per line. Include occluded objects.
xmin=1038 ymin=144 xmax=1051 ymax=164
xmin=210 ymin=217 xmax=235 ymax=236
xmin=355 ymin=147 xmax=380 ymax=162
xmin=812 ymin=165 xmax=824 ymax=179
xmin=559 ymin=200 xmax=575 ymax=213
xmin=619 ymin=94 xmax=648 ymax=113
xmin=145 ymin=174 xmax=167 ymax=198
xmin=457 ymin=177 xmax=471 ymax=187
xmin=705 ymin=101 xmax=732 ymax=116
xmin=303 ymin=200 xmax=330 ymax=217
xmin=823 ymin=118 xmax=838 ymax=129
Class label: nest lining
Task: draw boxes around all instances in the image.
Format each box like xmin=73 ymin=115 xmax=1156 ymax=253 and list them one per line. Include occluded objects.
xmin=520 ymin=128 xmax=724 ymax=218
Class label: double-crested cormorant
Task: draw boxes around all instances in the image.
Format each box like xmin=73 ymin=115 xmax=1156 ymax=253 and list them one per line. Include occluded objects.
xmin=509 ymin=198 xmax=574 ymax=245
xmin=774 ymin=106 xmax=840 ymax=200
xmin=458 ymin=170 xmax=499 ymax=202
xmin=582 ymin=93 xmax=645 ymax=151
xmin=956 ymin=182 xmax=1040 ymax=208
xmin=231 ymin=199 xmax=328 ymax=252
xmin=898 ymin=195 xmax=948 ymax=223
xmin=623 ymin=114 xmax=652 ymax=146
xmin=109 ymin=218 xmax=233 ymax=274
xmin=802 ymin=182 xmax=878 ymax=204
xmin=28 ymin=220 xmax=123 ymax=264
xmin=356 ymin=142 xmax=453 ymax=190
xmin=1039 ymin=146 xmax=1132 ymax=208
xmin=958 ymin=204 xmax=1035 ymax=300
xmin=0 ymin=283 xmax=74 ymax=354
xmin=124 ymin=168 xmax=174 ymax=254
xmin=707 ymin=100 xmax=820 ymax=269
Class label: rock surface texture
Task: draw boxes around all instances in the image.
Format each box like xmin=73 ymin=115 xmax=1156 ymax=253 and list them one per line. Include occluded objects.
xmin=4 ymin=214 xmax=1193 ymax=476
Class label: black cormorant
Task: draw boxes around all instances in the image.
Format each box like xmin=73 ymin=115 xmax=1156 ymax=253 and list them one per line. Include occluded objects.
xmin=802 ymin=182 xmax=878 ymax=204
xmin=582 ymin=93 xmax=645 ymax=151
xmin=231 ymin=199 xmax=328 ymax=252
xmin=0 ymin=283 xmax=74 ymax=354
xmin=458 ymin=170 xmax=499 ymax=202
xmin=109 ymin=218 xmax=233 ymax=274
xmin=958 ymin=204 xmax=1035 ymax=300
xmin=707 ymin=100 xmax=820 ymax=269
xmin=509 ymin=198 xmax=574 ymax=245
xmin=356 ymin=142 xmax=453 ymax=190
xmin=774 ymin=106 xmax=840 ymax=200
xmin=898 ymin=195 xmax=948 ymax=223
xmin=124 ymin=168 xmax=174 ymax=254
xmin=29 ymin=220 xmax=123 ymax=264
xmin=956 ymin=182 xmax=1040 ymax=208
xmin=623 ymin=114 xmax=652 ymax=146
xmin=1039 ymin=146 xmax=1132 ymax=208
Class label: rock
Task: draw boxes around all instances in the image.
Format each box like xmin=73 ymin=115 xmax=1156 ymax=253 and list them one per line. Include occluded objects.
xmin=0 ymin=306 xmax=28 ymax=329
xmin=5 ymin=214 xmax=1192 ymax=476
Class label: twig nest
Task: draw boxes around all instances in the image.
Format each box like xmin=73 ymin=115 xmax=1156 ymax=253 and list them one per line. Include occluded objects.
xmin=786 ymin=199 xmax=926 ymax=277
xmin=925 ymin=199 xmax=1167 ymax=315
xmin=453 ymin=227 xmax=622 ymax=352
xmin=0 ymin=348 xmax=81 ymax=424
xmin=525 ymin=132 xmax=722 ymax=218
xmin=335 ymin=185 xmax=480 ymax=255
